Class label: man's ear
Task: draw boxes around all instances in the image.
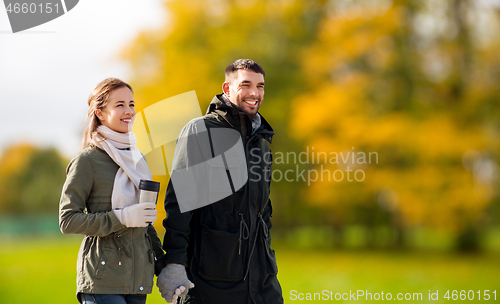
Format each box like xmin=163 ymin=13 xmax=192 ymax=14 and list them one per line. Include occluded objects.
xmin=222 ymin=82 xmax=230 ymax=98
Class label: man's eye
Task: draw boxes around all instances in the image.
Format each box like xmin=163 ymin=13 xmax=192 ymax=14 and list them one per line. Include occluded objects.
xmin=130 ymin=104 xmax=135 ymax=107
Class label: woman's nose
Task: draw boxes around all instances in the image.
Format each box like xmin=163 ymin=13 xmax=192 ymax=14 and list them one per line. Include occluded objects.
xmin=125 ymin=106 xmax=134 ymax=114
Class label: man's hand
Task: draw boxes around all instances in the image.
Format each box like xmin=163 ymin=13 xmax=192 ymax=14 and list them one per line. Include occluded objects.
xmin=157 ymin=263 xmax=195 ymax=303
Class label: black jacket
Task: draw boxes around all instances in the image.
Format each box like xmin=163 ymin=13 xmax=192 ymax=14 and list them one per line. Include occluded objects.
xmin=162 ymin=94 xmax=283 ymax=304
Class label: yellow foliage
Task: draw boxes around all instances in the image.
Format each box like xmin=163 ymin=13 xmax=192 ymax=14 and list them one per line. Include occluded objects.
xmin=0 ymin=143 xmax=36 ymax=177
xmin=302 ymin=6 xmax=401 ymax=85
xmin=289 ymin=0 xmax=494 ymax=234
xmin=120 ymin=0 xmax=500 ymax=240
xmin=291 ymin=74 xmax=369 ymax=139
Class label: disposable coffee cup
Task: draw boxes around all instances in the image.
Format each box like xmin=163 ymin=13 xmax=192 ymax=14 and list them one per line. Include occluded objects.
xmin=139 ymin=179 xmax=160 ymax=205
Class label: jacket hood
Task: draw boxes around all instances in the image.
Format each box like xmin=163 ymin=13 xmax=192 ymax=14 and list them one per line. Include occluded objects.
xmin=206 ymin=94 xmax=274 ymax=143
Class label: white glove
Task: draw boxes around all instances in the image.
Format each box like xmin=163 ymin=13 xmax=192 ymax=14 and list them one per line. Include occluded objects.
xmin=113 ymin=202 xmax=157 ymax=227
xmin=157 ymin=263 xmax=195 ymax=303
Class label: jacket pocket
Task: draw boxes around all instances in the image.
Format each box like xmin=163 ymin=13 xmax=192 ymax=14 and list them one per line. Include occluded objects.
xmin=206 ymin=156 xmax=232 ymax=193
xmin=263 ymin=228 xmax=278 ymax=275
xmin=265 ymin=246 xmax=278 ymax=275
xmin=93 ymin=236 xmax=110 ymax=279
xmin=198 ymin=225 xmax=243 ymax=282
xmin=82 ymin=235 xmax=108 ymax=280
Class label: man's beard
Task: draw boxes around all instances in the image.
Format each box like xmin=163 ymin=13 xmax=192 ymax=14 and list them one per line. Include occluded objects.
xmin=234 ymin=96 xmax=260 ymax=117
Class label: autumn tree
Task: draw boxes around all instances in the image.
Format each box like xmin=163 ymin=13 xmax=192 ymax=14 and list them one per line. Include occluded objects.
xmin=122 ymin=0 xmax=330 ymax=228
xmin=0 ymin=143 xmax=68 ymax=214
xmin=122 ymin=0 xmax=500 ymax=251
xmin=291 ymin=0 xmax=500 ymax=250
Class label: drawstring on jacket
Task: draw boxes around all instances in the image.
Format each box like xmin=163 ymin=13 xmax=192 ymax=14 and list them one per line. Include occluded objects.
xmin=113 ymin=233 xmax=132 ymax=266
xmin=243 ymin=212 xmax=269 ymax=281
xmin=238 ymin=213 xmax=250 ymax=255
xmin=259 ymin=212 xmax=269 ymax=238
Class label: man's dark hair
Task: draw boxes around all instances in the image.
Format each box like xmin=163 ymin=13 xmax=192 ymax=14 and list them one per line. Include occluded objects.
xmin=225 ymin=59 xmax=265 ymax=83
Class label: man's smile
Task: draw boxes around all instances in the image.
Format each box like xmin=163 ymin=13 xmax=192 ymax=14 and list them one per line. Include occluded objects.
xmin=244 ymin=98 xmax=259 ymax=106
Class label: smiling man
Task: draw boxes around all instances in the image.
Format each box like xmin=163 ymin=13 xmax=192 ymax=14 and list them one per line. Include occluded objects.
xmin=157 ymin=59 xmax=283 ymax=304
xmin=222 ymin=66 xmax=265 ymax=118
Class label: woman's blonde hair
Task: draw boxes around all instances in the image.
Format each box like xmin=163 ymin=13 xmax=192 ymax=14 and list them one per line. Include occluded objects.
xmin=80 ymin=78 xmax=133 ymax=150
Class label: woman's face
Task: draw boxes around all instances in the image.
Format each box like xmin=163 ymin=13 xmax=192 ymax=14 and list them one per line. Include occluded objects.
xmin=96 ymin=86 xmax=135 ymax=133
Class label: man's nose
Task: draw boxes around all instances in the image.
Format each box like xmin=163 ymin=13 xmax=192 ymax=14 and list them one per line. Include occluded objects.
xmin=248 ymin=86 xmax=258 ymax=97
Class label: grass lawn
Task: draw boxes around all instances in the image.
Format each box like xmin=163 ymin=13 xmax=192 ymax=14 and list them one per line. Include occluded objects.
xmin=0 ymin=235 xmax=498 ymax=303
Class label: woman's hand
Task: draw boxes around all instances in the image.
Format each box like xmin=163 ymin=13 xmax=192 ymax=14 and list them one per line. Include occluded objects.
xmin=113 ymin=202 xmax=157 ymax=227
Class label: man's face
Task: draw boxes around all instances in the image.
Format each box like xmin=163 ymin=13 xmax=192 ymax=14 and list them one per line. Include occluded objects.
xmin=223 ymin=69 xmax=265 ymax=118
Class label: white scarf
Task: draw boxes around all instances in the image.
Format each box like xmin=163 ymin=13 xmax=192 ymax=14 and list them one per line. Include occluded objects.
xmin=92 ymin=125 xmax=152 ymax=210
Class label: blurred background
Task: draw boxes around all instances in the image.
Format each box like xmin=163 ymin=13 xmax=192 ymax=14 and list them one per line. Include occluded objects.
xmin=1 ymin=0 xmax=500 ymax=303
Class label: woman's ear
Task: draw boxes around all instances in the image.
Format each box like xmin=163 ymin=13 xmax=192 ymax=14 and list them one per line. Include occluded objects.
xmin=95 ymin=109 xmax=104 ymax=121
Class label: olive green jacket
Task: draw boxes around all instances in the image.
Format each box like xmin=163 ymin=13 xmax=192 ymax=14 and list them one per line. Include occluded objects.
xmin=59 ymin=147 xmax=164 ymax=298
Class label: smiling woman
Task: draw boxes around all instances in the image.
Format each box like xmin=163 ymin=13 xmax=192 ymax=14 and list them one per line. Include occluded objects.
xmin=81 ymin=78 xmax=135 ymax=149
xmin=59 ymin=78 xmax=165 ymax=304
xmin=95 ymin=87 xmax=136 ymax=134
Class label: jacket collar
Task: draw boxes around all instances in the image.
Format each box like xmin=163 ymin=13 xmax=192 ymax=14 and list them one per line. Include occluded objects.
xmin=206 ymin=94 xmax=274 ymax=143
